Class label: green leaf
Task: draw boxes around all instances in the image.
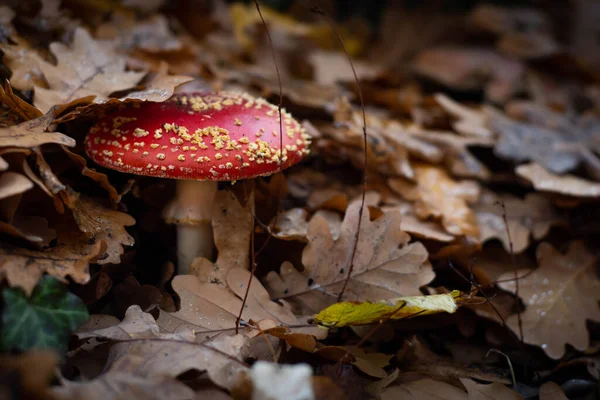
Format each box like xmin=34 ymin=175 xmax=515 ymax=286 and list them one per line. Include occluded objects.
xmin=1 ymin=276 xmax=88 ymax=354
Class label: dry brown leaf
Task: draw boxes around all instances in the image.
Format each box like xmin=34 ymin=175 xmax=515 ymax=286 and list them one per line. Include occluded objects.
xmin=434 ymin=93 xmax=492 ymax=138
xmin=272 ymin=208 xmax=342 ymax=242
xmin=0 ymin=81 xmax=42 ymax=121
xmin=0 ymin=171 xmax=33 ymax=200
xmin=190 ymin=190 xmax=252 ymax=286
xmin=413 ymin=47 xmax=524 ymax=103
xmin=539 ymin=382 xmax=568 ymax=400
xmin=0 ymin=215 xmax=56 ymax=247
xmin=0 ymin=41 xmax=46 ymax=92
xmin=0 ymin=233 xmax=105 ymax=295
xmin=107 ymin=334 xmax=249 ymax=390
xmin=382 ymin=379 xmax=467 ymax=400
xmin=77 ymin=305 xmax=195 ymax=342
xmin=54 ymin=353 xmax=195 ymax=400
xmin=157 ymin=270 xmax=303 ymax=340
xmin=308 ymin=50 xmax=382 ymax=86
xmin=96 ymin=14 xmax=184 ymax=53
xmin=404 ymin=126 xmax=493 ymax=179
xmin=396 ymin=337 xmax=512 ymax=385
xmin=265 ymin=197 xmax=434 ymax=314
xmin=68 ymin=196 xmax=135 ymax=265
xmin=0 ymin=111 xmax=75 ymax=148
xmin=460 ymin=378 xmax=523 ymax=400
xmin=516 ymin=163 xmax=600 ymax=198
xmin=388 ymin=164 xmax=480 ymax=238
xmin=380 ymin=202 xmax=454 ymax=242
xmin=498 ymin=241 xmax=600 ymax=359
xmin=33 ymin=27 xmax=146 ymax=113
xmin=475 ymin=190 xmax=563 ymax=253
xmin=61 ymin=146 xmax=120 ymax=206
xmin=0 ymin=194 xmax=132 ymax=293
xmin=118 ymin=61 xmax=193 ymax=102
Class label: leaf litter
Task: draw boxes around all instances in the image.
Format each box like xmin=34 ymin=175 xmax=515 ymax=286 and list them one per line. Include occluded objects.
xmin=0 ymin=1 xmax=600 ymax=399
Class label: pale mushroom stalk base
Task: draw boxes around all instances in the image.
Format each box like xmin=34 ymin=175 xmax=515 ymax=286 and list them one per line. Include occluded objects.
xmin=163 ymin=179 xmax=217 ymax=274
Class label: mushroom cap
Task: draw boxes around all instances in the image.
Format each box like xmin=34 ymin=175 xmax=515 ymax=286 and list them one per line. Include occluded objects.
xmin=84 ymin=92 xmax=311 ymax=181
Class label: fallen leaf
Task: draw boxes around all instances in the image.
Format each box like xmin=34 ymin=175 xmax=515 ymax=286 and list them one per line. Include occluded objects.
xmin=0 ymin=171 xmax=33 ymax=200
xmin=434 ymin=93 xmax=492 ymax=138
xmin=33 ymin=27 xmax=146 ymax=113
xmin=0 ymin=215 xmax=56 ymax=247
xmin=77 ymin=305 xmax=194 ymax=342
xmin=516 ymin=163 xmax=600 ymax=198
xmin=61 ymin=146 xmax=121 ymax=205
xmin=54 ymin=353 xmax=195 ymax=400
xmin=314 ymin=291 xmax=470 ymax=327
xmin=265 ymin=197 xmax=434 ymax=314
xmin=413 ymin=47 xmax=524 ymax=103
xmin=460 ymin=378 xmax=523 ymax=400
xmin=0 ymin=80 xmax=42 ymax=121
xmin=309 ymin=50 xmax=382 ymax=86
xmin=397 ymin=336 xmax=512 ymax=385
xmin=380 ymin=203 xmax=454 ymax=243
xmin=1 ymin=276 xmax=88 ymax=353
xmin=388 ymin=164 xmax=480 ymax=238
xmin=0 ymin=41 xmax=46 ymax=91
xmin=539 ymin=381 xmax=569 ymax=400
xmin=157 ymin=270 xmax=302 ymax=340
xmin=475 ymin=190 xmax=563 ymax=253
xmin=107 ymin=334 xmax=249 ymax=390
xmin=498 ymin=241 xmax=600 ymax=359
xmin=96 ymin=14 xmax=184 ymax=53
xmin=67 ymin=196 xmax=135 ymax=265
xmin=0 ymin=110 xmax=75 ymax=148
xmin=190 ymin=190 xmax=252 ymax=286
xmin=272 ymin=208 xmax=342 ymax=242
xmin=382 ymin=379 xmax=467 ymax=400
xmin=404 ymin=126 xmax=493 ymax=179
xmin=491 ymin=102 xmax=600 ymax=179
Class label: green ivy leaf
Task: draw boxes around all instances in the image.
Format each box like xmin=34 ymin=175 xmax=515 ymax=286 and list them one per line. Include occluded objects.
xmin=1 ymin=276 xmax=88 ymax=354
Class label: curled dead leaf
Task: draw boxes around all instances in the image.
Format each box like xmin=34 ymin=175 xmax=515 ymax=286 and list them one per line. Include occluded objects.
xmin=516 ymin=163 xmax=600 ymax=198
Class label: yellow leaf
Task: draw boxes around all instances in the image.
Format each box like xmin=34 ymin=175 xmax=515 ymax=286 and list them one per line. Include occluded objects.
xmin=314 ymin=290 xmax=467 ymax=327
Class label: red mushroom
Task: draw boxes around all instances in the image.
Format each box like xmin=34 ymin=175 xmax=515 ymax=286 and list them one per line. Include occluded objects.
xmin=85 ymin=92 xmax=311 ymax=273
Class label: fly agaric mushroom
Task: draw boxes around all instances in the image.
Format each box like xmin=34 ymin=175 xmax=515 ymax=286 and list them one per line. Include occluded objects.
xmin=85 ymin=92 xmax=311 ymax=273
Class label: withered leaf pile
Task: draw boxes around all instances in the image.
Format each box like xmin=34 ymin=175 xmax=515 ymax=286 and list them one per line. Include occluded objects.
xmin=0 ymin=1 xmax=599 ymax=400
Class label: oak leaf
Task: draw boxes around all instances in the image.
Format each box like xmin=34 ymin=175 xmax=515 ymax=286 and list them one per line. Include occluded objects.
xmin=157 ymin=269 xmax=311 ymax=340
xmin=491 ymin=102 xmax=600 ymax=179
xmin=498 ymin=241 xmax=600 ymax=359
xmin=67 ymin=196 xmax=135 ymax=265
xmin=265 ymin=197 xmax=434 ymax=314
xmin=475 ymin=190 xmax=563 ymax=253
xmin=516 ymin=163 xmax=600 ymax=198
xmin=388 ymin=164 xmax=480 ymax=238
xmin=0 ymin=196 xmax=133 ymax=294
xmin=33 ymin=27 xmax=146 ymax=113
xmin=107 ymin=334 xmax=249 ymax=390
xmin=0 ymin=110 xmax=75 ymax=148
xmin=272 ymin=208 xmax=342 ymax=242
xmin=413 ymin=47 xmax=524 ymax=103
xmin=77 ymin=305 xmax=195 ymax=342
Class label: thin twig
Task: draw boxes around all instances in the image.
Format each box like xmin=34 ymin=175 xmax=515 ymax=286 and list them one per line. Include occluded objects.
xmin=310 ymin=2 xmax=368 ymax=303
xmin=497 ymin=200 xmax=524 ymax=343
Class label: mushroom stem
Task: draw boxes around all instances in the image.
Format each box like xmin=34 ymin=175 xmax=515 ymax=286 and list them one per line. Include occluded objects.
xmin=163 ymin=179 xmax=217 ymax=274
